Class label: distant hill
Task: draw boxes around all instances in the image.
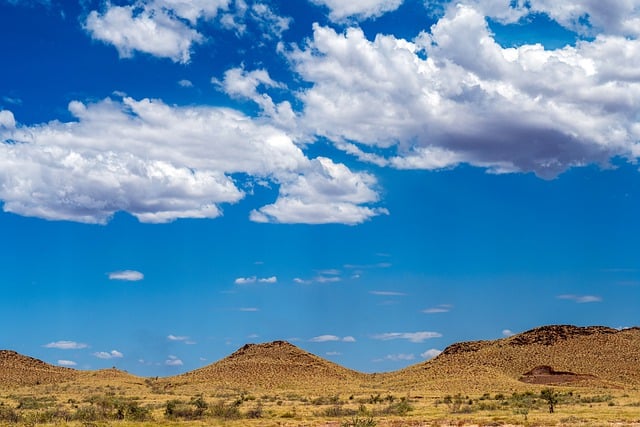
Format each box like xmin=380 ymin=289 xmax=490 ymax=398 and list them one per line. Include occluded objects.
xmin=380 ymin=325 xmax=640 ymax=393
xmin=167 ymin=340 xmax=367 ymax=392
xmin=0 ymin=350 xmax=78 ymax=387
xmin=3 ymin=325 xmax=639 ymax=394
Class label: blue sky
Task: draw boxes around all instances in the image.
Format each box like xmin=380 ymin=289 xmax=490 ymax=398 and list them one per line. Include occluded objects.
xmin=1 ymin=0 xmax=639 ymax=375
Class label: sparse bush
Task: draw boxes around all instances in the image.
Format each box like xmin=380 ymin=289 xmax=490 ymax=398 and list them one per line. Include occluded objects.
xmin=579 ymin=394 xmax=614 ymax=404
xmin=16 ymin=396 xmax=56 ymax=410
xmin=381 ymin=398 xmax=413 ymax=416
xmin=73 ymin=405 xmax=100 ymax=422
xmin=443 ymin=394 xmax=465 ymax=413
xmin=281 ymin=410 xmax=295 ymax=418
xmin=165 ymin=399 xmax=196 ymax=420
xmin=0 ymin=405 xmax=19 ymax=423
xmin=209 ymin=400 xmax=241 ymax=420
xmin=190 ymin=394 xmax=208 ymax=412
xmin=122 ymin=401 xmax=152 ymax=421
xmin=245 ymin=403 xmax=263 ymax=418
xmin=321 ymin=405 xmax=357 ymax=417
xmin=342 ymin=415 xmax=377 ymax=426
xmin=312 ymin=395 xmax=342 ymax=405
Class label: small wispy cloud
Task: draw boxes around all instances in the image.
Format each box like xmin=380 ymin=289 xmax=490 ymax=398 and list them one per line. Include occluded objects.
xmin=294 ymin=276 xmax=341 ymax=284
xmin=422 ymin=304 xmax=453 ymax=314
xmin=2 ymin=96 xmax=22 ymax=105
xmin=372 ymin=331 xmax=442 ymax=343
xmin=309 ymin=335 xmax=356 ymax=343
xmin=58 ymin=360 xmax=77 ymax=367
xmin=43 ymin=341 xmax=88 ymax=350
xmin=177 ymin=79 xmax=193 ymax=88
xmin=420 ymin=349 xmax=442 ymax=359
xmin=93 ymin=350 xmax=124 ymax=359
xmin=168 ymin=334 xmax=189 ymax=342
xmin=502 ymin=329 xmax=515 ymax=337
xmin=557 ymin=294 xmax=602 ymax=303
xmin=344 ymin=262 xmax=392 ymax=269
xmin=314 ymin=276 xmax=341 ymax=283
xmin=234 ymin=276 xmax=277 ymax=284
xmin=239 ymin=307 xmax=260 ymax=312
xmin=326 ymin=351 xmax=342 ymax=356
xmin=165 ymin=355 xmax=183 ymax=366
xmin=370 ymin=291 xmax=406 ymax=296
xmin=309 ymin=335 xmax=340 ymax=342
xmin=375 ymin=353 xmax=415 ymax=362
xmin=317 ymin=269 xmax=341 ymax=276
xmin=108 ymin=270 xmax=144 ymax=281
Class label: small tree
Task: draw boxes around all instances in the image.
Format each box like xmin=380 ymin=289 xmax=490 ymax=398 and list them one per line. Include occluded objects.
xmin=541 ymin=388 xmax=558 ymax=413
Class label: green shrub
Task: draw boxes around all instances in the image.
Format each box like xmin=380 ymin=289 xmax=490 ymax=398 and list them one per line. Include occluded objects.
xmin=321 ymin=405 xmax=357 ymax=417
xmin=209 ymin=400 xmax=241 ymax=420
xmin=73 ymin=405 xmax=100 ymax=422
xmin=381 ymin=399 xmax=412 ymax=415
xmin=342 ymin=416 xmax=377 ymax=427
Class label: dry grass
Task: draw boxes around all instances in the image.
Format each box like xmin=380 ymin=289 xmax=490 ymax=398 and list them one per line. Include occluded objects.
xmin=1 ymin=325 xmax=640 ymax=426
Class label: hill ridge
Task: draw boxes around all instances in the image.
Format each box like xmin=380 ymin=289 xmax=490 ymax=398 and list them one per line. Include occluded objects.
xmin=3 ymin=324 xmax=640 ymax=392
xmin=0 ymin=349 xmax=78 ymax=387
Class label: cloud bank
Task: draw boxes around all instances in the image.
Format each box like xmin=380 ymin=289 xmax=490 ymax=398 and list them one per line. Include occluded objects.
xmin=287 ymin=4 xmax=640 ymax=178
xmin=0 ymin=97 xmax=383 ymax=225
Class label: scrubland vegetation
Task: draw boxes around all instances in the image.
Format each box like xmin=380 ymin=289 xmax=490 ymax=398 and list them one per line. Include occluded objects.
xmin=1 ymin=386 xmax=639 ymax=426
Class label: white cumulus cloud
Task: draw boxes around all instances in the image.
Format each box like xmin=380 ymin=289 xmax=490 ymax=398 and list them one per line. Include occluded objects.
xmin=420 ymin=348 xmax=442 ymax=359
xmin=93 ymin=350 xmax=124 ymax=359
xmin=310 ymin=0 xmax=404 ymax=21
xmin=287 ymin=5 xmax=640 ymax=178
xmin=0 ymin=97 xmax=383 ymax=225
xmin=469 ymin=0 xmax=640 ymax=37
xmin=58 ymin=360 xmax=77 ymax=367
xmin=165 ymin=355 xmax=183 ymax=366
xmin=0 ymin=110 xmax=15 ymax=129
xmin=84 ymin=0 xmax=230 ymax=63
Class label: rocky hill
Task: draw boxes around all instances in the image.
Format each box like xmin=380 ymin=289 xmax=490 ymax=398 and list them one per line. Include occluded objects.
xmin=382 ymin=325 xmax=640 ymax=393
xmin=167 ymin=340 xmax=367 ymax=392
xmin=0 ymin=350 xmax=78 ymax=387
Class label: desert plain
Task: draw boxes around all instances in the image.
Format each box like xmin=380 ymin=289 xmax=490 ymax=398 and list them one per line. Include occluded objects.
xmin=1 ymin=325 xmax=640 ymax=426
